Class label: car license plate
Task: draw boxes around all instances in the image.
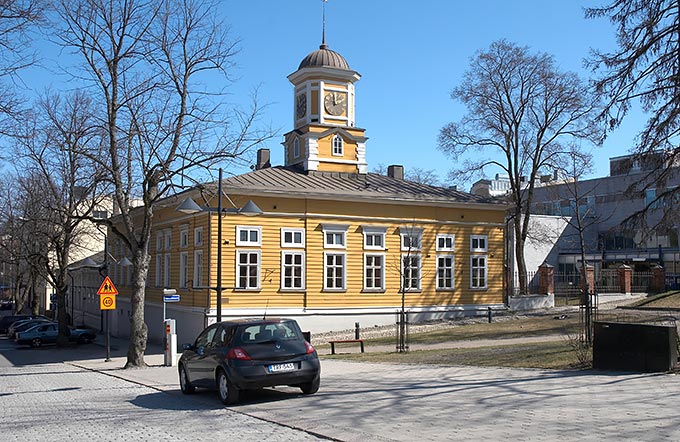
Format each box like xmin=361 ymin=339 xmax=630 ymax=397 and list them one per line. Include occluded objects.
xmin=268 ymin=363 xmax=296 ymax=373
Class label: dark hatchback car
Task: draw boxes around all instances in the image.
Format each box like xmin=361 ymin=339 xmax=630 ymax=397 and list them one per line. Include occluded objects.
xmin=178 ymin=318 xmax=320 ymax=405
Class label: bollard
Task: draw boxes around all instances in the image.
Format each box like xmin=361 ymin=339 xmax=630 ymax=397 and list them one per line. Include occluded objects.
xmin=355 ymin=322 xmax=360 ymax=339
xmin=488 ymin=307 xmax=492 ymax=323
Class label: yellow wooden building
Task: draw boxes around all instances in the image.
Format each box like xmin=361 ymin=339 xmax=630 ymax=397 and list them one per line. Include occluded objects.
xmin=107 ymin=41 xmax=507 ymax=342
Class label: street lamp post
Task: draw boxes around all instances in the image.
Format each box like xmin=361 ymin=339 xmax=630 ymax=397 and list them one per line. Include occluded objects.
xmin=176 ymin=167 xmax=262 ymax=322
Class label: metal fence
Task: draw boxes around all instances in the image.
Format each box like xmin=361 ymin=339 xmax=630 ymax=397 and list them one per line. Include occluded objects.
xmin=512 ymin=271 xmax=540 ymax=295
xmin=595 ymin=269 xmax=619 ymax=293
xmin=632 ymin=271 xmax=653 ymax=292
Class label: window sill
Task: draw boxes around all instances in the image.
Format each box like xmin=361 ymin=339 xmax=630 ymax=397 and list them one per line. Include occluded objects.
xmin=436 ymin=288 xmax=456 ymax=292
xmin=469 ymin=287 xmax=488 ymax=291
xmin=233 ymin=288 xmax=262 ymax=292
xmin=322 ymin=289 xmax=347 ymax=293
xmin=362 ymin=289 xmax=386 ymax=294
xmin=279 ymin=288 xmax=306 ymax=293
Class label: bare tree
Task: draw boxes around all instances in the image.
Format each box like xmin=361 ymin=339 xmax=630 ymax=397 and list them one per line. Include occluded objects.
xmin=0 ymin=0 xmax=45 ymax=133
xmin=53 ymin=0 xmax=272 ymax=367
xmin=586 ymin=0 xmax=680 ymax=231
xmin=438 ymin=40 xmax=602 ymax=295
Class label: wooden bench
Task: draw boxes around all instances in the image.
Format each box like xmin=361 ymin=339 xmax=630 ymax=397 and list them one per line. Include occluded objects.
xmin=329 ymin=339 xmax=365 ymax=355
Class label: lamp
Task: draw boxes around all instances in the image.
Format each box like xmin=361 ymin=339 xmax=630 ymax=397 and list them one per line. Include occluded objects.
xmin=175 ymin=167 xmax=262 ymax=322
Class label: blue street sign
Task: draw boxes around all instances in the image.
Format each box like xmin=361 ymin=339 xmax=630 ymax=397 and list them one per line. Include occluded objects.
xmin=163 ymin=294 xmax=180 ymax=303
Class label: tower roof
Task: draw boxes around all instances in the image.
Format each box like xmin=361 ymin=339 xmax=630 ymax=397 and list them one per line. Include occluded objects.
xmin=298 ymin=44 xmax=350 ymax=70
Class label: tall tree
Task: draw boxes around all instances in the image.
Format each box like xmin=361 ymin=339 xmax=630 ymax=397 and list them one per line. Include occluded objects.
xmin=54 ymin=0 xmax=271 ymax=367
xmin=438 ymin=40 xmax=601 ymax=295
xmin=586 ymin=0 xmax=680 ymax=229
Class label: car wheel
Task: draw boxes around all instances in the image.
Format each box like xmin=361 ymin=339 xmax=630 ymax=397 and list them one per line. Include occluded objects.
xmin=216 ymin=369 xmax=239 ymax=405
xmin=31 ymin=338 xmax=42 ymax=348
xmin=178 ymin=364 xmax=195 ymax=394
xmin=299 ymin=376 xmax=320 ymax=395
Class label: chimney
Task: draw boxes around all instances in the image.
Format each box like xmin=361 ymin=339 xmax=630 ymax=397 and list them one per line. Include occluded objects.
xmin=387 ymin=165 xmax=404 ymax=180
xmin=256 ymin=148 xmax=270 ymax=170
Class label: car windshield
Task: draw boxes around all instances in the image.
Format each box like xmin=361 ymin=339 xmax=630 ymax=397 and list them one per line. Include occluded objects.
xmin=234 ymin=321 xmax=302 ymax=345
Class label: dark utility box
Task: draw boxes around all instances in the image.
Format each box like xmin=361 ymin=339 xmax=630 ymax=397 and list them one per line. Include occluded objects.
xmin=593 ymin=321 xmax=678 ymax=372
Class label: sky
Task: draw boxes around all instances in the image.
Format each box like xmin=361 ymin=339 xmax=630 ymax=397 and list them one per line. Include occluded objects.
xmin=23 ymin=0 xmax=643 ymax=190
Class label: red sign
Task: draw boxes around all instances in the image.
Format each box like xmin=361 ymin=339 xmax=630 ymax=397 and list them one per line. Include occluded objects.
xmin=97 ymin=276 xmax=119 ymax=296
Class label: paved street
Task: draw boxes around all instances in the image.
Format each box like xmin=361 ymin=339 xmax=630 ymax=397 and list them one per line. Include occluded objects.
xmin=2 ymin=334 xmax=680 ymax=441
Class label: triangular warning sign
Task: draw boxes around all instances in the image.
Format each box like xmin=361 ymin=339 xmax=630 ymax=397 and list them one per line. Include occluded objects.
xmin=97 ymin=276 xmax=119 ymax=296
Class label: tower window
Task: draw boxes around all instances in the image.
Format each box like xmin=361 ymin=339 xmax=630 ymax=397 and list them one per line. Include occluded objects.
xmin=332 ymin=135 xmax=343 ymax=156
xmin=293 ymin=138 xmax=300 ymax=158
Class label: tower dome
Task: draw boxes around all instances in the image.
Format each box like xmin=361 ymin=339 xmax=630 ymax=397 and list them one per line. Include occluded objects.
xmin=298 ymin=44 xmax=350 ymax=70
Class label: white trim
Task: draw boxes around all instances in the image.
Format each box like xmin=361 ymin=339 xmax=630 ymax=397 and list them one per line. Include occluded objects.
xmin=470 ymin=235 xmax=488 ymax=252
xmin=436 ymin=254 xmax=455 ymax=290
xmin=436 ymin=234 xmax=455 ymax=252
xmin=179 ymin=226 xmax=189 ymax=249
xmin=281 ymin=227 xmax=305 ymax=248
xmin=281 ymin=250 xmax=305 ymax=291
xmin=163 ymin=253 xmax=171 ymax=287
xmin=322 ymin=224 xmax=348 ymax=249
xmin=193 ymin=250 xmax=203 ymax=288
xmin=363 ymin=252 xmax=385 ymax=292
xmin=194 ymin=227 xmax=203 ymax=247
xmin=236 ymin=249 xmax=261 ymax=290
xmin=323 ymin=251 xmax=346 ymax=291
xmin=179 ymin=251 xmax=188 ymax=288
xmin=401 ymin=253 xmax=422 ymax=291
xmin=362 ymin=226 xmax=386 ymax=250
xmin=400 ymin=227 xmax=423 ymax=251
xmin=470 ymin=254 xmax=488 ymax=289
xmin=236 ymin=225 xmax=262 ymax=247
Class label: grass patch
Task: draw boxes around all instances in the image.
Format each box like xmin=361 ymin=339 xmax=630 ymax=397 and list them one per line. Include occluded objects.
xmin=629 ymin=291 xmax=680 ymax=309
xmin=322 ymin=340 xmax=585 ymax=370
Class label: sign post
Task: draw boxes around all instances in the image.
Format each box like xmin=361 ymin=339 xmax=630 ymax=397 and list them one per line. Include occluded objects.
xmin=98 ymin=276 xmax=119 ymax=362
xmin=162 ymin=289 xmax=179 ymax=366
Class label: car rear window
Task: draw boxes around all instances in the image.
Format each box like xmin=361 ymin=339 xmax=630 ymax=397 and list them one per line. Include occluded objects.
xmin=234 ymin=321 xmax=302 ymax=345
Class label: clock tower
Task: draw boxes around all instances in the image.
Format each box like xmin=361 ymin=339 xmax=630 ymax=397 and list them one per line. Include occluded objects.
xmin=283 ymin=40 xmax=368 ymax=174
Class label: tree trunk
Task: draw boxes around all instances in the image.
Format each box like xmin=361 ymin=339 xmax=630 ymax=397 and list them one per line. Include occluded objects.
xmin=125 ymin=248 xmax=151 ymax=368
xmin=513 ymin=215 xmax=529 ymax=296
xmin=56 ymin=281 xmax=71 ymax=347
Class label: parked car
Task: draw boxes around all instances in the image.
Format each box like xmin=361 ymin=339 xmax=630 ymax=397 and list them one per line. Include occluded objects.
xmin=7 ymin=318 xmax=53 ymax=339
xmin=178 ymin=318 xmax=320 ymax=405
xmin=0 ymin=314 xmax=50 ymax=334
xmin=15 ymin=322 xmax=97 ymax=347
xmin=0 ymin=300 xmax=14 ymax=310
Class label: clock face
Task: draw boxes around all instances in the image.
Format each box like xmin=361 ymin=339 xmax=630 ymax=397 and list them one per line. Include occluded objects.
xmin=324 ymin=91 xmax=346 ymax=116
xmin=296 ymin=93 xmax=307 ymax=119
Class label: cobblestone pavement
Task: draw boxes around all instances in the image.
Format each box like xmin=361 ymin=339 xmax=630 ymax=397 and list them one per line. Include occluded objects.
xmin=0 ymin=363 xmax=325 ymax=441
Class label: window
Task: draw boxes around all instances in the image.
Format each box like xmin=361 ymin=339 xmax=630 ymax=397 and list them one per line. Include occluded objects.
xmin=471 ymin=255 xmax=487 ymax=289
xmin=193 ymin=250 xmax=203 ymax=288
xmin=364 ymin=254 xmax=385 ymax=291
xmin=400 ymin=227 xmax=423 ymax=251
xmin=437 ymin=255 xmax=455 ymax=290
xmin=470 ymin=235 xmax=487 ymax=252
xmin=402 ymin=254 xmax=421 ymax=291
xmin=281 ymin=251 xmax=305 ymax=290
xmin=236 ymin=251 xmax=260 ymax=290
xmin=362 ymin=226 xmax=387 ymax=250
xmin=155 ymin=255 xmax=162 ymax=287
xmin=281 ymin=228 xmax=305 ymax=248
xmin=645 ymin=188 xmax=658 ymax=209
xmin=194 ymin=227 xmax=203 ymax=246
xmin=164 ymin=254 xmax=171 ymax=287
xmin=293 ymin=138 xmax=300 ymax=158
xmin=322 ymin=224 xmax=348 ymax=249
xmin=164 ymin=230 xmax=172 ymax=250
xmin=436 ymin=234 xmax=455 ymax=252
xmin=324 ymin=252 xmax=345 ymax=290
xmin=156 ymin=232 xmax=163 ymax=252
xmin=236 ymin=226 xmax=261 ymax=246
xmin=332 ymin=135 xmax=343 ymax=156
xmin=179 ymin=252 xmax=188 ymax=288
xmin=92 ymin=210 xmax=108 ymax=219
xmin=180 ymin=226 xmax=189 ymax=248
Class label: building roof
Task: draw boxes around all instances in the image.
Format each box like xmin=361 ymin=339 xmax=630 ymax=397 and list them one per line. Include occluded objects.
xmin=206 ymin=166 xmax=504 ymax=209
xmin=298 ymin=44 xmax=350 ymax=70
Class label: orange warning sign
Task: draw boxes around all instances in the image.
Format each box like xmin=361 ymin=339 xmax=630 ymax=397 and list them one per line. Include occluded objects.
xmin=97 ymin=276 xmax=119 ymax=296
xmin=100 ymin=294 xmax=116 ymax=310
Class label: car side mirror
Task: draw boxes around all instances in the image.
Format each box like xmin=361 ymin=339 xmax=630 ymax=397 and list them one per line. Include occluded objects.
xmin=182 ymin=343 xmax=194 ymax=351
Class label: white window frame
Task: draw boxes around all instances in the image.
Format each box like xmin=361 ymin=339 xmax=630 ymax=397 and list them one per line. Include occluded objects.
xmin=323 ymin=252 xmax=346 ymax=291
xmin=470 ymin=255 xmax=488 ymax=289
xmin=322 ymin=224 xmax=348 ymax=249
xmin=401 ymin=253 xmax=422 ymax=291
xmin=155 ymin=255 xmax=162 ymax=287
xmin=193 ymin=250 xmax=203 ymax=288
xmin=164 ymin=230 xmax=172 ymax=250
xmin=470 ymin=235 xmax=488 ymax=253
xmin=332 ymin=134 xmax=343 ymax=156
xmin=236 ymin=250 xmax=261 ymax=290
xmin=156 ymin=232 xmax=163 ymax=252
xmin=180 ymin=225 xmax=189 ymax=248
xmin=436 ymin=234 xmax=455 ymax=252
xmin=400 ymin=227 xmax=423 ymax=251
xmin=436 ymin=254 xmax=455 ymax=290
xmin=281 ymin=251 xmax=305 ymax=291
xmin=194 ymin=227 xmax=203 ymax=246
xmin=163 ymin=253 xmax=171 ymax=287
xmin=362 ymin=225 xmax=387 ymax=250
xmin=236 ymin=225 xmax=262 ymax=247
xmin=363 ymin=253 xmax=385 ymax=292
xmin=281 ymin=228 xmax=305 ymax=248
xmin=179 ymin=251 xmax=188 ymax=288
xmin=293 ymin=137 xmax=300 ymax=158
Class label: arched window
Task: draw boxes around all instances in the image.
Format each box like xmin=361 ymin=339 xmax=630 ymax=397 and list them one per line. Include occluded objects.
xmin=293 ymin=138 xmax=300 ymax=158
xmin=332 ymin=135 xmax=343 ymax=156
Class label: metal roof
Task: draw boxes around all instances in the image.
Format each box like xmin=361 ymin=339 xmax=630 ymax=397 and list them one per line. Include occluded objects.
xmin=298 ymin=44 xmax=350 ymax=70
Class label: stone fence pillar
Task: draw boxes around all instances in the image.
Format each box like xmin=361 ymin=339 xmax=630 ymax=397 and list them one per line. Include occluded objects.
xmin=618 ymin=264 xmax=632 ymax=294
xmin=651 ymin=264 xmax=666 ymax=293
xmin=538 ymin=263 xmax=554 ymax=295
